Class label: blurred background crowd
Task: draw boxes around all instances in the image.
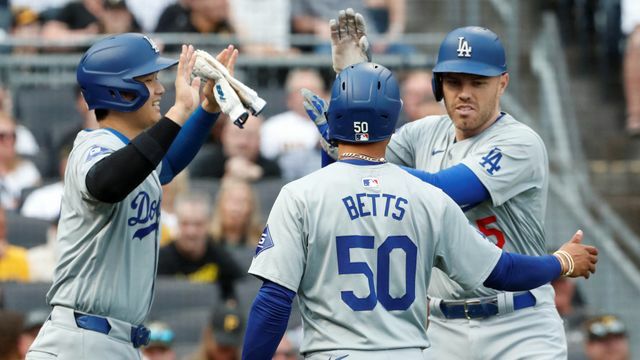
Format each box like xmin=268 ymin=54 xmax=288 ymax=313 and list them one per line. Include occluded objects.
xmin=0 ymin=0 xmax=638 ymax=359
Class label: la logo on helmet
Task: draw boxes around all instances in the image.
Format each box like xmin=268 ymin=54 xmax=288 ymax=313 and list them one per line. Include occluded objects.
xmin=143 ymin=35 xmax=160 ymax=54
xmin=456 ymin=37 xmax=472 ymax=57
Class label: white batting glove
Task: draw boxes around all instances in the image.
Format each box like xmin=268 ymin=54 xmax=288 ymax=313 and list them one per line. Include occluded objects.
xmin=192 ymin=57 xmax=249 ymax=127
xmin=330 ymin=8 xmax=372 ymax=74
xmin=194 ymin=50 xmax=267 ymax=116
xmin=301 ymin=88 xmax=338 ymax=160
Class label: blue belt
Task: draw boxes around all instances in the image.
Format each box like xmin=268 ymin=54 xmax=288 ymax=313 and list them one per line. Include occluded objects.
xmin=438 ymin=291 xmax=536 ymax=320
xmin=73 ymin=312 xmax=150 ymax=348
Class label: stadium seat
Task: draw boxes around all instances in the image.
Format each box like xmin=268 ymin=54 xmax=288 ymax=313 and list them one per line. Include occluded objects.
xmin=6 ymin=212 xmax=50 ymax=249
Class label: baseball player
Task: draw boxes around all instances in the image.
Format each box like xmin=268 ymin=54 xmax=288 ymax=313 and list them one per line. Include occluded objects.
xmin=242 ymin=63 xmax=598 ymax=360
xmin=26 ymin=34 xmax=236 ymax=360
xmin=305 ymin=10 xmax=578 ymax=358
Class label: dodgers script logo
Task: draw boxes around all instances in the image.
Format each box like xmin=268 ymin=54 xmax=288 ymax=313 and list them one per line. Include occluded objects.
xmin=457 ymin=36 xmax=472 ymax=57
xmin=128 ymin=191 xmax=160 ymax=241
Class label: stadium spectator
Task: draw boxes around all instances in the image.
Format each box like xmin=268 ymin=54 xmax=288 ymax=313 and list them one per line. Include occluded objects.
xmin=11 ymin=7 xmax=43 ymax=55
xmin=584 ymin=314 xmax=630 ymax=360
xmin=189 ymin=116 xmax=281 ymax=180
xmin=0 ymin=310 xmax=23 ymax=360
xmin=399 ymin=69 xmax=445 ymax=125
xmin=228 ymin=0 xmax=291 ymax=55
xmin=0 ymin=85 xmax=40 ymax=158
xmin=50 ymin=86 xmax=98 ymax=159
xmin=622 ymin=0 xmax=640 ymax=135
xmin=124 ymin=0 xmax=174 ymax=33
xmin=552 ymin=277 xmax=588 ymax=359
xmin=187 ymin=302 xmax=244 ymax=360
xmin=291 ymin=0 xmax=372 ymax=52
xmin=142 ymin=321 xmax=177 ymax=360
xmin=98 ymin=0 xmax=140 ymax=34
xmin=21 ymin=145 xmax=70 ymax=221
xmin=155 ymin=0 xmax=233 ymax=35
xmin=17 ymin=309 xmax=48 ymax=359
xmin=209 ymin=179 xmax=262 ymax=270
xmin=159 ymin=170 xmax=190 ymax=246
xmin=41 ymin=0 xmax=104 ymax=41
xmin=26 ymin=218 xmax=58 ymax=282
xmin=157 ymin=192 xmax=244 ymax=300
xmin=0 ymin=112 xmax=41 ymax=210
xmin=261 ymin=69 xmax=323 ymax=180
xmin=364 ymin=0 xmax=415 ymax=55
xmin=0 ymin=207 xmax=30 ymax=281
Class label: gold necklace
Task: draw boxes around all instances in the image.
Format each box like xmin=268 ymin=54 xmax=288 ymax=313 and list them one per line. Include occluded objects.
xmin=339 ymin=152 xmax=387 ymax=163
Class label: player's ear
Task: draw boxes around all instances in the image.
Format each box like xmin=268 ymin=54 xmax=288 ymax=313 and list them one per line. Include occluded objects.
xmin=497 ymin=73 xmax=509 ymax=95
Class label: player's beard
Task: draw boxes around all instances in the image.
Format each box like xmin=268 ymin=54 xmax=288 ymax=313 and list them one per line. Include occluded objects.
xmin=446 ymin=89 xmax=501 ymax=138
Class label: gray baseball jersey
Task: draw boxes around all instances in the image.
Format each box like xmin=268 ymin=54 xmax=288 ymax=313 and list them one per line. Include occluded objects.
xmin=249 ymin=161 xmax=502 ymax=354
xmin=47 ymin=129 xmax=162 ymax=325
xmin=386 ymin=113 xmax=552 ymax=302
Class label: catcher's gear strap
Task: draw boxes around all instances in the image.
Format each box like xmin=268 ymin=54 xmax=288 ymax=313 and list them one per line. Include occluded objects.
xmin=242 ymin=281 xmax=295 ymax=360
xmin=483 ymin=252 xmax=562 ymax=292
xmin=86 ymin=118 xmax=180 ymax=203
xmin=400 ymin=163 xmax=489 ymax=210
xmin=160 ymin=106 xmax=219 ymax=184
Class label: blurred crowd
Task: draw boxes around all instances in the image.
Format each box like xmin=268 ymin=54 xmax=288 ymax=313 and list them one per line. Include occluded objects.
xmin=0 ymin=0 xmax=635 ymax=359
xmin=0 ymin=0 xmax=418 ymax=56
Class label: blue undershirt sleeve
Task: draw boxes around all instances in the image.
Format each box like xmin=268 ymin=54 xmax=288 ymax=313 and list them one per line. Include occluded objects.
xmin=483 ymin=252 xmax=562 ymax=291
xmin=242 ymin=281 xmax=296 ymax=360
xmin=401 ymin=163 xmax=490 ymax=210
xmin=159 ymin=106 xmax=220 ymax=184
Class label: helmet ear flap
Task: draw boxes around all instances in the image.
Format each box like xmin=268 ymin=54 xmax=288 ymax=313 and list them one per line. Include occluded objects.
xmin=432 ymin=74 xmax=443 ymax=102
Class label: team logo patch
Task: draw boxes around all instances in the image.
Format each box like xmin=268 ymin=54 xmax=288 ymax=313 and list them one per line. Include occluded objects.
xmin=143 ymin=35 xmax=160 ymax=53
xmin=362 ymin=177 xmax=380 ymax=188
xmin=355 ymin=133 xmax=369 ymax=141
xmin=457 ymin=36 xmax=472 ymax=57
xmin=479 ymin=147 xmax=503 ymax=175
xmin=255 ymin=225 xmax=274 ymax=257
xmin=86 ymin=145 xmax=112 ymax=162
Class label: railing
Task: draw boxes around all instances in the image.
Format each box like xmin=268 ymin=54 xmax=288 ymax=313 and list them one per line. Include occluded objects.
xmin=529 ymin=12 xmax=640 ymax=355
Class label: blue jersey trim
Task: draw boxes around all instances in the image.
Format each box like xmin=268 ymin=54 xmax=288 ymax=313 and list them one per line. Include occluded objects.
xmin=339 ymin=158 xmax=386 ymax=166
xmin=104 ymin=128 xmax=130 ymax=145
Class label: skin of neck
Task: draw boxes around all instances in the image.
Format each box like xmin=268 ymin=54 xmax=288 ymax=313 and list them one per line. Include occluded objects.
xmin=454 ymin=108 xmax=502 ymax=141
xmin=338 ymin=139 xmax=390 ymax=159
xmin=99 ymin=112 xmax=147 ymax=139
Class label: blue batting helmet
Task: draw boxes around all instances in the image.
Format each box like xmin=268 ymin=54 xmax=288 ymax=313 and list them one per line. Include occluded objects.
xmin=431 ymin=26 xmax=507 ymax=101
xmin=77 ymin=33 xmax=177 ymax=112
xmin=327 ymin=62 xmax=402 ymax=143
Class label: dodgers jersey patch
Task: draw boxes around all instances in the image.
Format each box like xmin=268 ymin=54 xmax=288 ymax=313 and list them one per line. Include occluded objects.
xmin=255 ymin=225 xmax=274 ymax=257
xmin=86 ymin=145 xmax=112 ymax=162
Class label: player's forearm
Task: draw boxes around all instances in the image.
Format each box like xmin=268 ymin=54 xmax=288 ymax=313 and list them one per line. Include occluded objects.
xmin=160 ymin=106 xmax=219 ymax=184
xmin=483 ymin=252 xmax=562 ymax=291
xmin=86 ymin=117 xmax=181 ymax=203
xmin=242 ymin=281 xmax=295 ymax=360
xmin=400 ymin=163 xmax=490 ymax=209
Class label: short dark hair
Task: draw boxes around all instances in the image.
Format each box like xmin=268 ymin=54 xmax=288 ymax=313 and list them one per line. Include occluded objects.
xmin=95 ymin=109 xmax=109 ymax=121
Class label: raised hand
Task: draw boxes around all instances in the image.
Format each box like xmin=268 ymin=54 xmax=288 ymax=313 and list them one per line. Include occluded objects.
xmin=554 ymin=230 xmax=598 ymax=279
xmin=330 ymin=8 xmax=372 ymax=74
xmin=167 ymin=44 xmax=201 ymax=124
xmin=202 ymin=45 xmax=239 ymax=113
